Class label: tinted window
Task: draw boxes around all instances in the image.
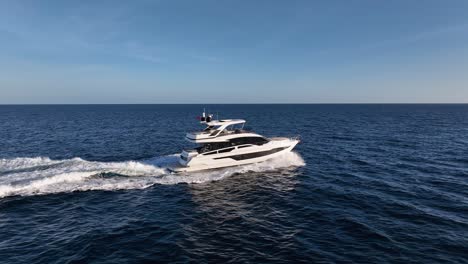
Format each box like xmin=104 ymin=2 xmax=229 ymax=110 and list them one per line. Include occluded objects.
xmin=218 ymin=147 xmax=235 ymax=153
xmin=203 ymin=125 xmax=214 ymax=131
xmin=210 ymin=130 xmax=220 ymax=136
xmin=199 ymin=142 xmax=232 ymax=153
xmin=229 ymin=137 xmax=269 ymax=146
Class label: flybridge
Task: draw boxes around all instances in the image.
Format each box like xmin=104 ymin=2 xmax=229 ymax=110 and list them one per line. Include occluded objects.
xmin=205 ymin=119 xmax=246 ymax=126
xmin=187 ymin=110 xmax=250 ymax=143
xmin=186 ymin=119 xmax=248 ymax=142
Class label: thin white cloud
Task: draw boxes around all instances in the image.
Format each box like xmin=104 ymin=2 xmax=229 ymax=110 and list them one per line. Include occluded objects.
xmin=363 ymin=23 xmax=468 ymax=50
xmin=0 ymin=1 xmax=219 ymax=65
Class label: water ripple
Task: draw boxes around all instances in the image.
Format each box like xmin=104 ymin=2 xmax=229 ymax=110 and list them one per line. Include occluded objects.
xmin=1 ymin=104 xmax=468 ymax=263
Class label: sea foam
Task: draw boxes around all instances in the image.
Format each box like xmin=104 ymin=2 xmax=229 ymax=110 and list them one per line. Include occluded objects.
xmin=0 ymin=151 xmax=305 ymax=198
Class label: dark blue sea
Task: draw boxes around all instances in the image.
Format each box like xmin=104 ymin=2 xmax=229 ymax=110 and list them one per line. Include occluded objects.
xmin=1 ymin=104 xmax=468 ymax=263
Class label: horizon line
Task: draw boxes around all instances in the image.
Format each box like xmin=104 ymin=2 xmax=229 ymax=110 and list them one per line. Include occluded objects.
xmin=1 ymin=103 xmax=468 ymax=106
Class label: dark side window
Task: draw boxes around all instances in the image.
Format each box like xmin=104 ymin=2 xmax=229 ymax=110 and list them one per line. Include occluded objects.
xmin=199 ymin=142 xmax=232 ymax=153
xmin=229 ymin=137 xmax=269 ymax=146
xmin=218 ymin=147 xmax=235 ymax=153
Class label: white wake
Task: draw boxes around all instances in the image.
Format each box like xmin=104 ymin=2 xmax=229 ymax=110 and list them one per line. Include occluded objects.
xmin=0 ymin=152 xmax=305 ymax=198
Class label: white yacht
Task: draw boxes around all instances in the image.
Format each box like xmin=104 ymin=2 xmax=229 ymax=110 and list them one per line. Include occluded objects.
xmin=170 ymin=111 xmax=300 ymax=173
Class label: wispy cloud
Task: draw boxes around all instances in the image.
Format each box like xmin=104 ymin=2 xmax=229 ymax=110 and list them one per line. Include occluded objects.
xmin=189 ymin=54 xmax=222 ymax=62
xmin=121 ymin=42 xmax=166 ymax=63
xmin=0 ymin=1 xmax=220 ymax=65
xmin=363 ymin=23 xmax=468 ymax=50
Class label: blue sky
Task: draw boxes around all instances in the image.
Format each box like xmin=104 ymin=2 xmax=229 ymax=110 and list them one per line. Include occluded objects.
xmin=1 ymin=0 xmax=468 ymax=103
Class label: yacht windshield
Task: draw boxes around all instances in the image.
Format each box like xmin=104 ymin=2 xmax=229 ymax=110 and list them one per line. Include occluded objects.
xmin=203 ymin=126 xmax=214 ymax=131
xmin=204 ymin=125 xmax=222 ymax=131
xmin=224 ymin=123 xmax=244 ymax=132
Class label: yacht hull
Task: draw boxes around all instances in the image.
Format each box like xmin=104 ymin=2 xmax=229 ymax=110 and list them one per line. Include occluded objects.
xmin=170 ymin=139 xmax=299 ymax=173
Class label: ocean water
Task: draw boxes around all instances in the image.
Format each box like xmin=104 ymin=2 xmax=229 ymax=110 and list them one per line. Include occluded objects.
xmin=0 ymin=104 xmax=467 ymax=263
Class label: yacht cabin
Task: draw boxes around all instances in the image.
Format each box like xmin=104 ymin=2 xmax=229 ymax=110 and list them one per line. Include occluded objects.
xmin=185 ymin=119 xmax=269 ymax=154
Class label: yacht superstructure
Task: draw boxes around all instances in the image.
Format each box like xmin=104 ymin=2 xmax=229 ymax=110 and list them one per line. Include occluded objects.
xmin=170 ymin=111 xmax=299 ymax=173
